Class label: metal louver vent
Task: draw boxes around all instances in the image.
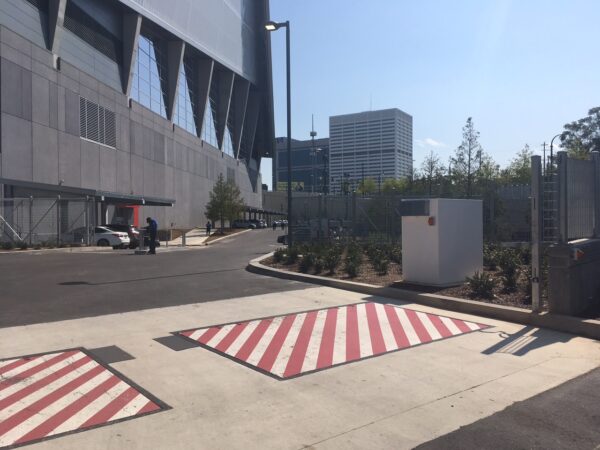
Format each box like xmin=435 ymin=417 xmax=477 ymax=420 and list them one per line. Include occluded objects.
xmin=79 ymin=97 xmax=117 ymax=148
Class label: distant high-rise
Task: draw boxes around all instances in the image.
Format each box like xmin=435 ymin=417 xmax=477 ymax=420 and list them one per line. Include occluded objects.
xmin=329 ymin=109 xmax=413 ymax=193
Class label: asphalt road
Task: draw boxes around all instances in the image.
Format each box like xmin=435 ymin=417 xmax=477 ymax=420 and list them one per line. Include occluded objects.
xmin=0 ymin=229 xmax=307 ymax=328
xmin=416 ymin=367 xmax=600 ymax=450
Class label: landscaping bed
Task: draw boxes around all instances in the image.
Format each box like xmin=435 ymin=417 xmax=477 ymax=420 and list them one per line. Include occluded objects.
xmin=263 ymin=241 xmax=536 ymax=310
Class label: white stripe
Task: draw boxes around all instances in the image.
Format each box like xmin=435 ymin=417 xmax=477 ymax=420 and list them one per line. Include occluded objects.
xmin=0 ymin=352 xmax=88 ymax=401
xmin=465 ymin=321 xmax=481 ymax=331
xmin=417 ymin=312 xmax=442 ymax=340
xmin=245 ymin=317 xmax=285 ymax=365
xmin=439 ymin=316 xmax=462 ymax=335
xmin=1 ymin=369 xmax=111 ymax=445
xmin=374 ymin=303 xmax=397 ymax=352
xmin=0 ymin=360 xmax=99 ymax=422
xmin=301 ymin=309 xmax=329 ymax=373
xmin=331 ymin=307 xmax=347 ymax=365
xmin=271 ymin=313 xmax=306 ymax=377
xmin=49 ymin=381 xmax=130 ymax=436
xmin=356 ymin=304 xmax=373 ymax=358
xmin=205 ymin=324 xmax=237 ymax=348
xmin=394 ymin=308 xmax=421 ymax=346
xmin=0 ymin=359 xmax=20 ymax=370
xmin=223 ymin=320 xmax=260 ymax=357
xmin=107 ymin=392 xmax=151 ymax=422
xmin=0 ymin=352 xmax=65 ymax=380
xmin=187 ymin=329 xmax=206 ymax=342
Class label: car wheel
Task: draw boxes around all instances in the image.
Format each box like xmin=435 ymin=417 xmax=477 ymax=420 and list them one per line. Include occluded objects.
xmin=97 ymin=239 xmax=109 ymax=247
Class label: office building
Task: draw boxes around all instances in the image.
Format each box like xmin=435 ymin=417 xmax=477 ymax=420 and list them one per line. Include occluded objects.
xmin=329 ymin=109 xmax=412 ymax=193
xmin=0 ymin=0 xmax=274 ymax=231
xmin=272 ymin=136 xmax=329 ymax=193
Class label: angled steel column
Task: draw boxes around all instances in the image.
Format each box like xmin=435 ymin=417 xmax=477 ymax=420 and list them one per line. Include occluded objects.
xmin=121 ymin=13 xmax=142 ymax=97
xmin=232 ymin=78 xmax=251 ymax=159
xmin=215 ymin=70 xmax=235 ymax=151
xmin=48 ymin=0 xmax=67 ymax=53
xmin=241 ymin=91 xmax=260 ymax=163
xmin=166 ymin=40 xmax=186 ymax=121
xmin=194 ymin=58 xmax=214 ymax=137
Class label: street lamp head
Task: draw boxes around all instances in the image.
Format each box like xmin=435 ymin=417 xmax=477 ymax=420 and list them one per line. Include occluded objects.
xmin=265 ymin=21 xmax=287 ymax=31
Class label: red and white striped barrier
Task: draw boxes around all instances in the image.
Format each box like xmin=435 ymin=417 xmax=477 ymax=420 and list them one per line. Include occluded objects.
xmin=0 ymin=349 xmax=166 ymax=449
xmin=178 ymin=303 xmax=490 ymax=380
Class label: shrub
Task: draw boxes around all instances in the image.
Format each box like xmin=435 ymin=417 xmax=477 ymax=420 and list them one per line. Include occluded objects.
xmin=285 ymin=246 xmax=299 ymax=265
xmin=1 ymin=241 xmax=14 ymax=251
xmin=466 ymin=271 xmax=496 ymax=299
xmin=390 ymin=245 xmax=402 ymax=264
xmin=273 ymin=248 xmax=286 ymax=263
xmin=344 ymin=258 xmax=360 ymax=278
xmin=18 ymin=241 xmax=28 ymax=250
xmin=497 ymin=248 xmax=520 ymax=292
xmin=324 ymin=248 xmax=341 ymax=274
xmin=299 ymin=253 xmax=316 ymax=273
xmin=314 ymin=258 xmax=324 ymax=274
xmin=373 ymin=256 xmax=390 ymax=275
xmin=483 ymin=244 xmax=498 ymax=270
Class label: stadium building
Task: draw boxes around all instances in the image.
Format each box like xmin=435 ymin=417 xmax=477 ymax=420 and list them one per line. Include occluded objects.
xmin=0 ymin=0 xmax=274 ymax=233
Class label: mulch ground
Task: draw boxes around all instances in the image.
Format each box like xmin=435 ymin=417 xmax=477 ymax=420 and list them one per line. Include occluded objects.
xmin=264 ymin=256 xmax=534 ymax=310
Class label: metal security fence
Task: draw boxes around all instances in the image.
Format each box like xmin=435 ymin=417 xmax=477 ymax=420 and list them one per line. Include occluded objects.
xmin=0 ymin=197 xmax=95 ymax=246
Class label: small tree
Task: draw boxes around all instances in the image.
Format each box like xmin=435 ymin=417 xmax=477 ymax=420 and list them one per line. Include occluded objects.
xmin=421 ymin=150 xmax=445 ymax=196
xmin=451 ymin=117 xmax=483 ymax=197
xmin=561 ymin=106 xmax=600 ymax=155
xmin=356 ymin=178 xmax=377 ymax=195
xmin=501 ymin=144 xmax=533 ymax=185
xmin=205 ymin=174 xmax=245 ymax=233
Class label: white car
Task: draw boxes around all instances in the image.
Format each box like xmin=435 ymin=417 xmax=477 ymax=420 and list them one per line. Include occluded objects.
xmin=63 ymin=226 xmax=130 ymax=249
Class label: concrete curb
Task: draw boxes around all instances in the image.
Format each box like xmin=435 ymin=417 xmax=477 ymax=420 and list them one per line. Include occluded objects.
xmin=0 ymin=246 xmax=116 ymax=255
xmin=247 ymin=253 xmax=600 ymax=341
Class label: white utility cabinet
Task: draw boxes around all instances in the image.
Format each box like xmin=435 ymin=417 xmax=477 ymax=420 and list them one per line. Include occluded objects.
xmin=401 ymin=199 xmax=483 ymax=286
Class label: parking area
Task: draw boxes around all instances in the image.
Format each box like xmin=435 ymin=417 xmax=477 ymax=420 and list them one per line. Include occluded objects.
xmin=1 ymin=230 xmax=600 ymax=449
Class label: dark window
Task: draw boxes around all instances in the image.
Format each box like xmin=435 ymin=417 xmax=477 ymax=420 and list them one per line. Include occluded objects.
xmin=63 ymin=1 xmax=122 ymax=63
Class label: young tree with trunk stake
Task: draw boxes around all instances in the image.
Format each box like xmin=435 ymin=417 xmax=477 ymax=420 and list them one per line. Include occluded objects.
xmin=205 ymin=174 xmax=245 ymax=233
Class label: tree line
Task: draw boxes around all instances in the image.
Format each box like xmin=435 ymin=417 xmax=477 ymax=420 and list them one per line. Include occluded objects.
xmin=355 ymin=106 xmax=600 ymax=198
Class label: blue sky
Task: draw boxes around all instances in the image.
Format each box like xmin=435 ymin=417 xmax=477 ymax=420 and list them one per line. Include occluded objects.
xmin=261 ymin=0 xmax=600 ymax=189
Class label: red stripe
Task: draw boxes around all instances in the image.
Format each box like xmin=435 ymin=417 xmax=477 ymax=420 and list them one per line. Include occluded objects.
xmin=316 ymin=308 xmax=338 ymax=369
xmin=257 ymin=315 xmax=296 ymax=372
xmin=235 ymin=319 xmax=273 ymax=361
xmin=427 ymin=314 xmax=453 ymax=338
xmin=404 ymin=309 xmax=432 ymax=343
xmin=283 ymin=311 xmax=318 ymax=377
xmin=0 ymin=356 xmax=41 ymax=376
xmin=197 ymin=327 xmax=223 ymax=344
xmin=79 ymin=387 xmax=139 ymax=429
xmin=137 ymin=400 xmax=160 ymax=415
xmin=0 ymin=355 xmax=92 ymax=411
xmin=345 ymin=305 xmax=361 ymax=361
xmin=0 ymin=364 xmax=105 ymax=437
xmin=214 ymin=322 xmax=249 ymax=352
xmin=451 ymin=318 xmax=472 ymax=333
xmin=14 ymin=375 xmax=121 ymax=444
xmin=0 ymin=351 xmax=79 ymax=393
xmin=365 ymin=303 xmax=387 ymax=355
xmin=384 ymin=305 xmax=410 ymax=349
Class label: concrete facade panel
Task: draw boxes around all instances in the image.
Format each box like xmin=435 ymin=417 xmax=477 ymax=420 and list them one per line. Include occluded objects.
xmin=49 ymin=82 xmax=59 ymax=129
xmin=58 ymin=131 xmax=82 ymax=187
xmin=32 ymin=73 xmax=50 ymax=126
xmin=1 ymin=113 xmax=32 ymax=181
xmin=1 ymin=58 xmax=23 ymax=117
xmin=100 ymin=148 xmax=117 ymax=192
xmin=116 ymin=150 xmax=132 ymax=194
xmin=32 ymin=123 xmax=58 ymax=185
xmin=64 ymin=89 xmax=80 ymax=136
xmin=21 ymin=67 xmax=32 ymax=121
xmin=80 ymin=140 xmax=100 ymax=189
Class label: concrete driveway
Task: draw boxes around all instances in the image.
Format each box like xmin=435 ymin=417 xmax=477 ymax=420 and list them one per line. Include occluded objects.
xmin=1 ymin=230 xmax=599 ymax=449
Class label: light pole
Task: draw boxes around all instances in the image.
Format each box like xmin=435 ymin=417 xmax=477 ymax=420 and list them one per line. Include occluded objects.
xmin=265 ymin=20 xmax=292 ymax=246
xmin=550 ymin=133 xmax=562 ymax=169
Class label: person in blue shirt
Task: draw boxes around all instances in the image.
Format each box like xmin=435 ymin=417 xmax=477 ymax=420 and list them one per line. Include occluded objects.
xmin=146 ymin=217 xmax=158 ymax=255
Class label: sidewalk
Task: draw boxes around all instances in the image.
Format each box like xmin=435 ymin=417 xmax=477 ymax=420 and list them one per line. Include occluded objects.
xmin=1 ymin=286 xmax=598 ymax=449
xmin=165 ymin=228 xmax=210 ymax=247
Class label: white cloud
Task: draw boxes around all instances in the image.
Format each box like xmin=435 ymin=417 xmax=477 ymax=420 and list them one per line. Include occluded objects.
xmin=416 ymin=138 xmax=446 ymax=148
